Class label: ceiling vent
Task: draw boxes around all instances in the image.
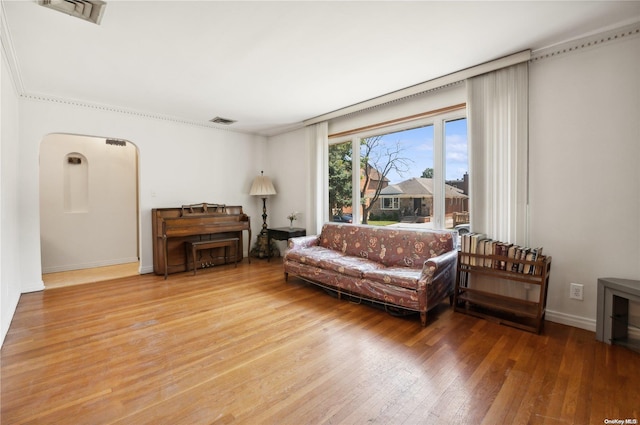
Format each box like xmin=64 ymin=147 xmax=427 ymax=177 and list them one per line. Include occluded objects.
xmin=105 ymin=138 xmax=126 ymax=147
xmin=209 ymin=117 xmax=237 ymax=125
xmin=39 ymin=0 xmax=106 ymax=25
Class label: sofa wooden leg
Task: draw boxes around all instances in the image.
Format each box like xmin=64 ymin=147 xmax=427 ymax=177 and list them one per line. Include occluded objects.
xmin=449 ymin=294 xmax=454 ymax=306
xmin=284 ymin=272 xmax=288 ymax=281
xmin=420 ymin=311 xmax=427 ymax=327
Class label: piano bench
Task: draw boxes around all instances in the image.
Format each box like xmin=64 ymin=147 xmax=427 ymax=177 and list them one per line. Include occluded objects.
xmin=185 ymin=238 xmax=240 ymax=275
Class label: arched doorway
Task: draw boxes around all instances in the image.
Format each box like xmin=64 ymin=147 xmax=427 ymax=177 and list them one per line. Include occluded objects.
xmin=39 ymin=134 xmax=140 ymax=287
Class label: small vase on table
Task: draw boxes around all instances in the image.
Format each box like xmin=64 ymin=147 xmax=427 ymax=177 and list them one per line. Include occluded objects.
xmin=287 ymin=212 xmax=298 ymax=230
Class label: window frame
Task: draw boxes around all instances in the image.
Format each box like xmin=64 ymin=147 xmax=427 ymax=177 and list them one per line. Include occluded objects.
xmin=380 ymin=197 xmax=400 ymax=210
xmin=328 ymin=109 xmax=467 ymax=228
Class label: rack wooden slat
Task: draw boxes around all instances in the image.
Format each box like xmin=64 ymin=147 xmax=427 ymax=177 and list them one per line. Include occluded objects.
xmin=454 ymin=251 xmax=552 ymax=333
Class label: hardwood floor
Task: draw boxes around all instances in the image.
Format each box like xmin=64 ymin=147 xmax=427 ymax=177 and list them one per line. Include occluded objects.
xmin=42 ymin=262 xmax=140 ymax=289
xmin=2 ymin=259 xmax=638 ymax=424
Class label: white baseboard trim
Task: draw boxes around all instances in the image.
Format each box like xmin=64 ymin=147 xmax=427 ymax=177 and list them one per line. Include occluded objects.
xmin=140 ymin=264 xmax=154 ymax=274
xmin=22 ymin=279 xmax=46 ymax=293
xmin=545 ymin=309 xmax=596 ymax=332
xmin=42 ymin=257 xmax=139 ymax=274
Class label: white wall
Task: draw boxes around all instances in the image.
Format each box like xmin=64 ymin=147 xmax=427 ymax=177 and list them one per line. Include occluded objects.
xmin=1 ymin=44 xmax=22 ymax=345
xmin=267 ymin=33 xmax=640 ymax=332
xmin=16 ymin=98 xmax=266 ymax=291
xmin=40 ymin=134 xmax=138 ymax=273
xmin=529 ymin=35 xmax=640 ymax=330
xmin=265 ymin=127 xmax=309 ymax=254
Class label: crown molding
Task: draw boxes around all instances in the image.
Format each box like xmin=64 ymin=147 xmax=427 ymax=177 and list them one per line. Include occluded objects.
xmin=20 ymin=92 xmax=270 ymax=136
xmin=21 ymin=92 xmax=303 ymax=137
xmin=258 ymin=121 xmax=306 ymax=137
xmin=531 ymin=21 xmax=640 ymax=62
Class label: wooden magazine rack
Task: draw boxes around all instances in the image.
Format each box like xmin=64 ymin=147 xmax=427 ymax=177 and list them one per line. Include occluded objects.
xmin=454 ymin=251 xmax=552 ymax=333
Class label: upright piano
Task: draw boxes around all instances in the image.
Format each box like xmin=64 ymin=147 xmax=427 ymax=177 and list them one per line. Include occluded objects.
xmin=152 ymin=203 xmax=251 ymax=278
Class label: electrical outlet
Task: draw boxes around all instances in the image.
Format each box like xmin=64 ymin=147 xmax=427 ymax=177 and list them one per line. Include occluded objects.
xmin=569 ymin=283 xmax=584 ymax=300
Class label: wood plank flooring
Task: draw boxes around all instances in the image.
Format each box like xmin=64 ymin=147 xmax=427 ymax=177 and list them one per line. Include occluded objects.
xmin=2 ymin=259 xmax=639 ymax=424
xmin=42 ymin=262 xmax=140 ymax=289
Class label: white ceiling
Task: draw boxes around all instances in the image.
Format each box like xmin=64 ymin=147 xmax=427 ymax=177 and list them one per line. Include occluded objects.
xmin=3 ymin=1 xmax=640 ymax=136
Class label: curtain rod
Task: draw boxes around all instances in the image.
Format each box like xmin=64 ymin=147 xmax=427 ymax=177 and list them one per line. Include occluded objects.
xmin=304 ymin=50 xmax=531 ymax=127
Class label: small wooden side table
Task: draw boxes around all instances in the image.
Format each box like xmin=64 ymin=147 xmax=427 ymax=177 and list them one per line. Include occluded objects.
xmin=267 ymin=227 xmax=306 ymax=261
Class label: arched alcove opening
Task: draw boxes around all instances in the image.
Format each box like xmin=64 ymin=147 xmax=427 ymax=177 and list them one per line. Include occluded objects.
xmin=39 ymin=134 xmax=140 ymax=287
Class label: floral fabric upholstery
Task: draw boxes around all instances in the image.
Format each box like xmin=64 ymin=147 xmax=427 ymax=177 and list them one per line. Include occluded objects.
xmin=284 ymin=245 xmax=345 ymax=268
xmin=362 ymin=267 xmax=422 ymax=290
xmin=283 ymin=223 xmax=458 ymax=326
xmin=318 ymin=223 xmax=454 ymax=268
xmin=283 ymin=260 xmax=423 ymax=311
xmin=317 ymin=255 xmax=385 ymax=278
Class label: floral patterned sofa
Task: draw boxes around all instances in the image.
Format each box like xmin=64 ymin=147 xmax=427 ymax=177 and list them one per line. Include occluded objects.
xmin=283 ymin=222 xmax=458 ymax=326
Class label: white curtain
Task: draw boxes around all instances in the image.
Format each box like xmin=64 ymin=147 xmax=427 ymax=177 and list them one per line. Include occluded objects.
xmin=306 ymin=121 xmax=328 ymax=234
xmin=467 ymin=62 xmax=529 ymax=246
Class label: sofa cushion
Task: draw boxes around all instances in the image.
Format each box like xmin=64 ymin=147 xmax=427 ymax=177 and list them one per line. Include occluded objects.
xmin=318 ymin=223 xmax=455 ymax=268
xmin=362 ymin=267 xmax=422 ymax=290
xmin=318 ymin=255 xmax=385 ymax=278
xmin=284 ymin=246 xmax=345 ymax=267
xmin=319 ymin=223 xmax=366 ymax=255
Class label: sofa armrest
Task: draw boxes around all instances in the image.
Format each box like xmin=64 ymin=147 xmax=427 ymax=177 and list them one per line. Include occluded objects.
xmin=287 ymin=235 xmax=320 ymax=250
xmin=418 ymin=249 xmax=458 ymax=286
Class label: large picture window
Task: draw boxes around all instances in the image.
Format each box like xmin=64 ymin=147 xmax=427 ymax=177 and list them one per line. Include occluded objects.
xmin=328 ymin=111 xmax=468 ymax=231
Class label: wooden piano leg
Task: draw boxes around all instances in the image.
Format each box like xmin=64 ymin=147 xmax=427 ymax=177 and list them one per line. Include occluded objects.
xmin=163 ymin=236 xmax=168 ymax=280
xmin=192 ymin=243 xmax=198 ymax=275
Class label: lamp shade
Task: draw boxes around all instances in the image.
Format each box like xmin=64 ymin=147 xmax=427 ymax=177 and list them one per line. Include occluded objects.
xmin=249 ymin=171 xmax=276 ymax=196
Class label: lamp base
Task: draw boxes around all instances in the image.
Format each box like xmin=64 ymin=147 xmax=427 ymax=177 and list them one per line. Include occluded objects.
xmin=250 ymin=232 xmax=280 ymax=259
